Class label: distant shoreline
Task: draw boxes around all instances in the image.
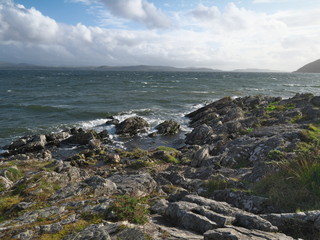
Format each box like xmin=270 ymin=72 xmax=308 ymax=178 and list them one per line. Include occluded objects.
xmin=0 ymin=62 xmax=285 ymax=73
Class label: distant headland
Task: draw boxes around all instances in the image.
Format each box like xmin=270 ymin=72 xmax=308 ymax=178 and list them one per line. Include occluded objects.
xmin=295 ymin=59 xmax=320 ymax=73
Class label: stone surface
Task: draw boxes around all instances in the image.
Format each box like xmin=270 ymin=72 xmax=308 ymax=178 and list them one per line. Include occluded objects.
xmin=116 ymin=117 xmax=149 ymax=136
xmin=108 ymin=173 xmax=157 ymax=197
xmin=62 ymin=130 xmax=98 ymax=145
xmin=64 ymin=223 xmax=111 ymax=240
xmin=185 ymin=124 xmax=215 ymax=145
xmin=155 ymin=120 xmax=181 ymax=135
xmin=204 ymin=226 xmax=294 ymax=240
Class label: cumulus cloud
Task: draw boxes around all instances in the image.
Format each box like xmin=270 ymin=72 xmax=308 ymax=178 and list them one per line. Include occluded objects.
xmin=99 ymin=0 xmax=171 ymax=29
xmin=190 ymin=4 xmax=220 ymax=21
xmin=0 ymin=1 xmax=320 ymax=71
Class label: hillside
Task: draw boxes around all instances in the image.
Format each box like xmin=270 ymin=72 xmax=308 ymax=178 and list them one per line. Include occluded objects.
xmin=296 ymin=59 xmax=320 ymax=73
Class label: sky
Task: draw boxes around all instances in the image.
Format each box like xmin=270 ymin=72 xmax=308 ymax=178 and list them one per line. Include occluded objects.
xmin=0 ymin=0 xmax=320 ymax=71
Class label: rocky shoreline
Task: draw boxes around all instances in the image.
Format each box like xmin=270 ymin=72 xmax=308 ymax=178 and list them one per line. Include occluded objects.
xmin=1 ymin=93 xmax=320 ymax=239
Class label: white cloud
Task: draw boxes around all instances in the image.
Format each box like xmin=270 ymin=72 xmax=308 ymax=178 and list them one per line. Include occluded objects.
xmin=190 ymin=4 xmax=220 ymax=21
xmin=0 ymin=3 xmax=59 ymax=44
xmin=66 ymin=0 xmax=95 ymax=5
xmin=98 ymin=0 xmax=171 ymax=29
xmin=0 ymin=1 xmax=320 ymax=71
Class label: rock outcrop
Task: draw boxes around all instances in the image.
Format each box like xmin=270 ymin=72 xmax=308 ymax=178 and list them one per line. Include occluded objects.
xmin=1 ymin=94 xmax=320 ymax=240
xmin=116 ymin=116 xmax=150 ymax=136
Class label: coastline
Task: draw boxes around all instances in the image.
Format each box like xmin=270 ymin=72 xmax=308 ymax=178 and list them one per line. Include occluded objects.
xmin=1 ymin=93 xmax=320 ymax=239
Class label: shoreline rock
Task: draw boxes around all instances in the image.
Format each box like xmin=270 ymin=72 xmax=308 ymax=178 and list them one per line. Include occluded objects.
xmin=1 ymin=93 xmax=320 ymax=239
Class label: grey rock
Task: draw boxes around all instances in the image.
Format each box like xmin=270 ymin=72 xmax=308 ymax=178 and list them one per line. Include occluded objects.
xmin=311 ymin=96 xmax=320 ymax=107
xmin=40 ymin=223 xmax=63 ymax=234
xmin=88 ymin=139 xmax=102 ymax=149
xmin=166 ymin=201 xmax=218 ymax=234
xmin=181 ymin=195 xmax=277 ymax=232
xmin=204 ymin=226 xmax=294 ymax=240
xmin=25 ymin=135 xmax=47 ymax=151
xmin=63 ymin=223 xmax=111 ymax=240
xmin=105 ymin=119 xmax=119 ymax=126
xmin=46 ymin=131 xmax=71 ymax=144
xmin=108 ymin=173 xmax=157 ymax=197
xmin=222 ymin=120 xmax=242 ymax=134
xmin=0 ymin=176 xmax=13 ymax=190
xmin=261 ymin=211 xmax=320 ymax=236
xmin=155 ymin=120 xmax=181 ymax=135
xmin=222 ymin=107 xmax=244 ymax=122
xmin=62 ymin=130 xmax=97 ymax=145
xmin=5 ymin=138 xmax=28 ymax=150
xmin=212 ymin=189 xmax=271 ymax=214
xmin=185 ymin=124 xmax=215 ymax=145
xmin=50 ymin=176 xmax=116 ymax=200
xmin=191 ymin=145 xmax=211 ymax=167
xmin=13 ymin=230 xmax=34 ymax=240
xmin=116 ymin=117 xmax=149 ymax=136
xmin=113 ymin=228 xmax=148 ymax=240
xmin=99 ymin=130 xmax=110 ymax=140
xmin=50 ymin=182 xmax=91 ymax=200
xmin=150 ymin=199 xmax=169 ymax=215
xmin=84 ymin=176 xmax=117 ymax=197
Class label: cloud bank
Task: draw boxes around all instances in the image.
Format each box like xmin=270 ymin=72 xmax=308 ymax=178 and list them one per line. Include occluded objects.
xmin=99 ymin=0 xmax=171 ymax=29
xmin=0 ymin=0 xmax=320 ymax=71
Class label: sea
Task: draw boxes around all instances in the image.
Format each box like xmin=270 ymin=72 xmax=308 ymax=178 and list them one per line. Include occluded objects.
xmin=1 ymin=70 xmax=320 ymax=151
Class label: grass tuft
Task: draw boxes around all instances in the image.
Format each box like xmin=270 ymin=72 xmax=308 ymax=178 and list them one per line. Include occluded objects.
xmin=108 ymin=195 xmax=149 ymax=224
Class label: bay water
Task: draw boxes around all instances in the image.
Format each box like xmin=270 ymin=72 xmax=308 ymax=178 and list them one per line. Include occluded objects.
xmin=1 ymin=70 xmax=320 ymax=150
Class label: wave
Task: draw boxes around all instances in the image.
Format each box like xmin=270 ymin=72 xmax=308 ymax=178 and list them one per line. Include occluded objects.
xmin=0 ymin=103 xmax=70 ymax=112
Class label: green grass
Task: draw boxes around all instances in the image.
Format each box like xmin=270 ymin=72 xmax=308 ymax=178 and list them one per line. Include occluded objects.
xmin=129 ymin=159 xmax=156 ymax=169
xmin=253 ymin=125 xmax=320 ymax=211
xmin=0 ymin=195 xmax=23 ymax=215
xmin=204 ymin=175 xmax=229 ymax=196
xmin=108 ymin=195 xmax=149 ymax=224
xmin=6 ymin=167 xmax=23 ymax=182
xmin=39 ymin=220 xmax=89 ymax=240
xmin=156 ymin=146 xmax=179 ymax=153
xmin=153 ymin=146 xmax=180 ymax=164
xmin=267 ymin=149 xmax=285 ymax=161
xmin=0 ymin=183 xmax=5 ymax=192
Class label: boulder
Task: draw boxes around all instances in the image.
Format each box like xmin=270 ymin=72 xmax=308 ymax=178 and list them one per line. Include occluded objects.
xmin=105 ymin=119 xmax=120 ymax=126
xmin=108 ymin=173 xmax=157 ymax=197
xmin=116 ymin=117 xmax=149 ymax=136
xmin=181 ymin=195 xmax=277 ymax=232
xmin=191 ymin=146 xmax=211 ymax=167
xmin=311 ymin=96 xmax=320 ymax=107
xmin=155 ymin=120 xmax=180 ymax=135
xmin=84 ymin=176 xmax=117 ymax=197
xmin=222 ymin=107 xmax=244 ymax=122
xmin=185 ymin=124 xmax=215 ymax=145
xmin=62 ymin=130 xmax=98 ymax=146
xmin=212 ymin=189 xmax=272 ymax=214
xmin=0 ymin=176 xmax=13 ymax=190
xmin=166 ymin=201 xmax=219 ymax=234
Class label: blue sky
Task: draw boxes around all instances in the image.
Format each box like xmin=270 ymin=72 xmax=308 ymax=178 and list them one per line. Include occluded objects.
xmin=1 ymin=0 xmax=320 ymax=70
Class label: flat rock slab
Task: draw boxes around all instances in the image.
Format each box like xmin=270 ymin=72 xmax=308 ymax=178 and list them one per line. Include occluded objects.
xmin=204 ymin=226 xmax=294 ymax=240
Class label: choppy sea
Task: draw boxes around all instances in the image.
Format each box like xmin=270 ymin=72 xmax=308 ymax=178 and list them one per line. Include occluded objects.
xmin=1 ymin=70 xmax=320 ymax=150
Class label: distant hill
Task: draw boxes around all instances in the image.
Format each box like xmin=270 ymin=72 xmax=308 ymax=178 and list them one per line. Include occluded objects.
xmin=0 ymin=62 xmax=222 ymax=72
xmin=296 ymin=59 xmax=320 ymax=73
xmin=96 ymin=65 xmax=222 ymax=72
xmin=232 ymin=68 xmax=282 ymax=73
